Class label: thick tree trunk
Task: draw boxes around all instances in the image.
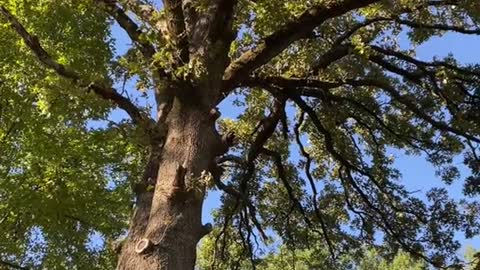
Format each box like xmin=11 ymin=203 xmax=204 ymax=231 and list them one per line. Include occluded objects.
xmin=117 ymin=97 xmax=224 ymax=270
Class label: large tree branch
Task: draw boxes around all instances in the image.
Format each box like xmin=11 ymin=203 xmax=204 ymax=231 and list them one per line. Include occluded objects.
xmin=337 ymin=168 xmax=437 ymax=265
xmin=0 ymin=6 xmax=150 ymax=126
xmin=221 ymin=0 xmax=379 ymax=91
xmin=261 ymin=146 xmax=336 ymax=259
xmin=247 ymin=75 xmax=480 ymax=144
xmin=274 ymin=93 xmax=435 ymax=264
xmin=364 ymin=47 xmax=479 ymax=121
xmin=369 ymin=45 xmax=480 ymax=78
xmin=248 ymin=76 xmax=434 ymax=153
xmin=228 ymin=98 xmax=286 ymax=206
xmin=348 ymin=78 xmax=480 ymax=144
xmin=309 ymin=4 xmax=480 ymax=73
xmin=311 ymin=16 xmax=480 ymax=74
xmin=249 ymin=80 xmax=457 ymax=267
xmin=212 ymin=173 xmax=268 ymax=241
xmin=293 ymin=112 xmax=336 ymax=259
xmin=243 ymin=76 xmax=342 ymax=92
xmin=395 ymin=18 xmax=480 ymax=35
xmin=310 ymin=44 xmax=351 ymax=74
xmin=182 ymin=0 xmax=238 ymax=83
xmin=121 ymin=1 xmax=160 ymax=32
xmin=217 ymin=98 xmax=286 ymax=241
xmin=95 ymin=0 xmax=176 ymax=126
xmin=331 ymin=17 xmax=391 ymax=47
xmin=221 ymin=0 xmax=469 ymax=94
xmin=96 ymin=0 xmax=157 ymax=60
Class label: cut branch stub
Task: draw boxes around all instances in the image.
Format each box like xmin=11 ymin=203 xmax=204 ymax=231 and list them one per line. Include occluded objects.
xmin=135 ymin=238 xmax=152 ymax=254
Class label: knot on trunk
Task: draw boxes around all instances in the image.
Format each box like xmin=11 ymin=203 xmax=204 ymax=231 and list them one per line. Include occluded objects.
xmin=170 ymin=161 xmax=193 ymax=201
xmin=208 ymin=107 xmax=221 ymax=121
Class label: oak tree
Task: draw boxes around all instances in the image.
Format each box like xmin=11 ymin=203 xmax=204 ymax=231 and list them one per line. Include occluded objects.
xmin=1 ymin=0 xmax=480 ymax=269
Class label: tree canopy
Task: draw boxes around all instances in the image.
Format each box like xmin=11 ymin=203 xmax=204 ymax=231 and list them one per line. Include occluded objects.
xmin=0 ymin=0 xmax=480 ymax=269
xmin=197 ymin=240 xmax=429 ymax=270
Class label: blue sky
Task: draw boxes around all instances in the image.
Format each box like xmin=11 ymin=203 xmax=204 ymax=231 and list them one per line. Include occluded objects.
xmin=109 ymin=21 xmax=480 ymax=254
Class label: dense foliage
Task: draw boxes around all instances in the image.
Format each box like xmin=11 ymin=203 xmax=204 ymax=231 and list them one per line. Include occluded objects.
xmin=0 ymin=0 xmax=480 ymax=269
xmin=0 ymin=1 xmax=145 ymax=268
xmin=198 ymin=241 xmax=428 ymax=270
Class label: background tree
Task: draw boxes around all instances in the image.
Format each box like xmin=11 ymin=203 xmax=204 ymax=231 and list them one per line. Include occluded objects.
xmin=1 ymin=0 xmax=480 ymax=269
xmin=465 ymin=246 xmax=480 ymax=270
xmin=198 ymin=241 xmax=428 ymax=270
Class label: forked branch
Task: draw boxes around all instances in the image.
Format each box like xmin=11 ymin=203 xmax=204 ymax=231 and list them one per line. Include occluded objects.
xmin=222 ymin=0 xmax=379 ymax=91
xmin=247 ymin=75 xmax=480 ymax=144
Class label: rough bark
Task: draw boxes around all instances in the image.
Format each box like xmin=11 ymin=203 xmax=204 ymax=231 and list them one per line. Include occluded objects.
xmin=117 ymin=92 xmax=224 ymax=270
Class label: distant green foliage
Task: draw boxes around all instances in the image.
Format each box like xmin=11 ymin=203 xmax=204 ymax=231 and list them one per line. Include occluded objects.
xmin=465 ymin=246 xmax=480 ymax=270
xmin=197 ymin=237 xmax=427 ymax=270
